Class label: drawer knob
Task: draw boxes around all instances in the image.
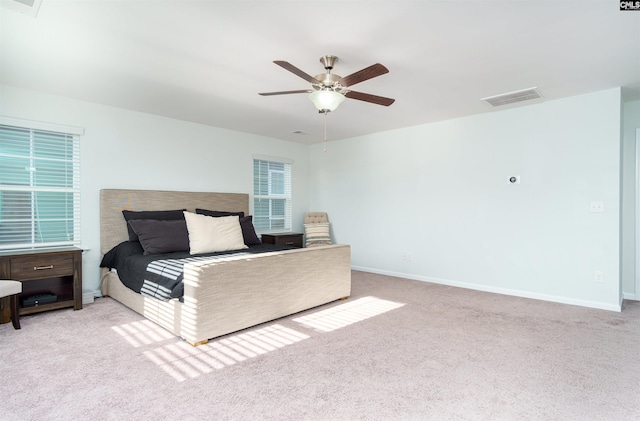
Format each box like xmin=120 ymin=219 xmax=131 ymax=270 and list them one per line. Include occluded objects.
xmin=34 ymin=265 xmax=54 ymax=271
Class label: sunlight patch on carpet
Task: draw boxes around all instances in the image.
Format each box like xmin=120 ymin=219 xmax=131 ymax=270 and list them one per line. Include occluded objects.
xmin=142 ymin=324 xmax=310 ymax=382
xmin=111 ymin=319 xmax=175 ymax=347
xmin=292 ymin=296 xmax=405 ymax=332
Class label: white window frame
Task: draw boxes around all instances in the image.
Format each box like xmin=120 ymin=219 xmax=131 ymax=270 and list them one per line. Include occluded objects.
xmin=0 ymin=116 xmax=83 ymax=250
xmin=253 ymin=155 xmax=292 ymax=234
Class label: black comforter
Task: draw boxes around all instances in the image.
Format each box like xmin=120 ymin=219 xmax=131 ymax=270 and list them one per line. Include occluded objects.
xmin=100 ymin=241 xmax=294 ymax=301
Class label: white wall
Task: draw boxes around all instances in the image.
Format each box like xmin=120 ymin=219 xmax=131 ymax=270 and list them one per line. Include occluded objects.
xmin=310 ymin=88 xmax=623 ymax=311
xmin=0 ymin=85 xmax=311 ymax=293
xmin=1 ymin=85 xmax=629 ymax=311
xmin=621 ymin=97 xmax=640 ymax=299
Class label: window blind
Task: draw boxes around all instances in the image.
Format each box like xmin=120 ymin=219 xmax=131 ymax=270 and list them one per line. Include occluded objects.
xmin=0 ymin=121 xmax=81 ymax=249
xmin=253 ymin=157 xmax=292 ymax=233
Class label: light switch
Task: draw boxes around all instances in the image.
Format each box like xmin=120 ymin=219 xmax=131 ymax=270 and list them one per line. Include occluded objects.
xmin=590 ymin=201 xmax=604 ymax=213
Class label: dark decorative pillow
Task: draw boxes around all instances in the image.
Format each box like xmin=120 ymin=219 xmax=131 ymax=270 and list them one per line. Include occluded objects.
xmin=239 ymin=215 xmax=261 ymax=246
xmin=196 ymin=208 xmax=245 ymax=218
xmin=127 ymin=219 xmax=190 ymax=255
xmin=100 ymin=240 xmax=144 ymax=269
xmin=122 ymin=209 xmax=186 ymax=241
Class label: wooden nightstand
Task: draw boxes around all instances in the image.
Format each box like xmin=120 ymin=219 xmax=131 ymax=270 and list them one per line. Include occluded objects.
xmin=0 ymin=247 xmax=82 ymax=324
xmin=261 ymin=233 xmax=304 ymax=248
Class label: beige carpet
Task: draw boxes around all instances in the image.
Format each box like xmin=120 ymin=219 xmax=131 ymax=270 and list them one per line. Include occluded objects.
xmin=1 ymin=270 xmax=639 ymax=421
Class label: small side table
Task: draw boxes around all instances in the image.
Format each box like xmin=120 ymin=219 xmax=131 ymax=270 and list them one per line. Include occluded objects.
xmin=261 ymin=233 xmax=304 ymax=248
xmin=0 ymin=247 xmax=82 ymax=325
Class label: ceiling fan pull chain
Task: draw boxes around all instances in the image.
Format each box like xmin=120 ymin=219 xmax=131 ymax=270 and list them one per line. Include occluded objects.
xmin=323 ymin=110 xmax=328 ymax=153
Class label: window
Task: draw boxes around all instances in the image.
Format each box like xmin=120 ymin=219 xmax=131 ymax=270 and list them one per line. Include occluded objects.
xmin=0 ymin=117 xmax=83 ymax=250
xmin=253 ymin=157 xmax=292 ymax=233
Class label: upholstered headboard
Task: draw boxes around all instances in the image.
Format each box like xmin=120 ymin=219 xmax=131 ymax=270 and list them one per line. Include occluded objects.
xmin=100 ymin=189 xmax=249 ymax=256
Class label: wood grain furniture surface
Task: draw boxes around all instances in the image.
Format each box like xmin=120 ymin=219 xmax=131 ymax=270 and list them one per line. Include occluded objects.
xmin=0 ymin=247 xmax=82 ymax=324
xmin=260 ymin=233 xmax=304 ymax=248
xmin=100 ymin=189 xmax=351 ymax=346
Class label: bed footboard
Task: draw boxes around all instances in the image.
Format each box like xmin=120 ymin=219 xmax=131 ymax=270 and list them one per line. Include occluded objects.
xmin=103 ymin=244 xmax=351 ymax=345
xmin=181 ymin=244 xmax=351 ymax=344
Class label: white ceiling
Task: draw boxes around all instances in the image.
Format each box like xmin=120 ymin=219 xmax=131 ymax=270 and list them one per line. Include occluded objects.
xmin=1 ymin=1 xmax=639 ymax=145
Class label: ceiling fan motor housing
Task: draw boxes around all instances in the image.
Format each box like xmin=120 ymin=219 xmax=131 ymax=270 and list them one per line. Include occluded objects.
xmin=316 ymin=56 xmax=342 ymax=90
xmin=314 ymin=73 xmax=342 ymax=89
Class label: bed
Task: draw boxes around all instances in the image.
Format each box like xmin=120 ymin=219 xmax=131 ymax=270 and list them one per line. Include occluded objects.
xmin=99 ymin=189 xmax=351 ymax=346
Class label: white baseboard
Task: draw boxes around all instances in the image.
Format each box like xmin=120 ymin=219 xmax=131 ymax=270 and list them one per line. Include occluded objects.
xmin=351 ymin=266 xmax=622 ymax=312
xmin=82 ymin=290 xmax=96 ymax=305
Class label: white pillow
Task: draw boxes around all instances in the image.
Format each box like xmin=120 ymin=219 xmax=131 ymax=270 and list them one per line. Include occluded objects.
xmin=183 ymin=212 xmax=248 ymax=254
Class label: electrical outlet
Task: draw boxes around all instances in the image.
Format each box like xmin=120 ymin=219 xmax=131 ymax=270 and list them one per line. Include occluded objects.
xmin=590 ymin=201 xmax=604 ymax=213
xmin=401 ymin=252 xmax=414 ymax=261
xmin=594 ymin=271 xmax=604 ymax=283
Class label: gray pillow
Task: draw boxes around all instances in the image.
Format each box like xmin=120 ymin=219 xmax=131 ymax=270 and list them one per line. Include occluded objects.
xmin=127 ymin=219 xmax=189 ymax=255
xmin=196 ymin=209 xmax=245 ymax=218
xmin=240 ymin=215 xmax=261 ymax=246
xmin=122 ymin=209 xmax=186 ymax=241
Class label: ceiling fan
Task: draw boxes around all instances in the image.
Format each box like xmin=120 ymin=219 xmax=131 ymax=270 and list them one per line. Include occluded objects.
xmin=259 ymin=55 xmax=395 ymax=113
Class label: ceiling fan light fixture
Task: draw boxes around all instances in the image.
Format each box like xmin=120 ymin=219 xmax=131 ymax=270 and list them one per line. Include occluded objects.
xmin=309 ymin=90 xmax=345 ymax=112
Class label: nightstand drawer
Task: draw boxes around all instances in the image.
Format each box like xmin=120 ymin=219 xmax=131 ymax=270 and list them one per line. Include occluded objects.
xmin=261 ymin=233 xmax=304 ymax=248
xmin=9 ymin=255 xmax=74 ymax=280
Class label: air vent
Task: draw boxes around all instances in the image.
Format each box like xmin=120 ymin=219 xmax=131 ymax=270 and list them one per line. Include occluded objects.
xmin=481 ymin=87 xmax=542 ymax=107
xmin=1 ymin=0 xmax=42 ymax=17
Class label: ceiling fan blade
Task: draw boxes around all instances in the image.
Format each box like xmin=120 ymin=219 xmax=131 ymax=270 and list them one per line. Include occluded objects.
xmin=273 ymin=60 xmax=320 ymax=84
xmin=259 ymin=90 xmax=310 ymax=96
xmin=338 ymin=63 xmax=389 ymax=87
xmin=345 ymin=90 xmax=395 ymax=106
